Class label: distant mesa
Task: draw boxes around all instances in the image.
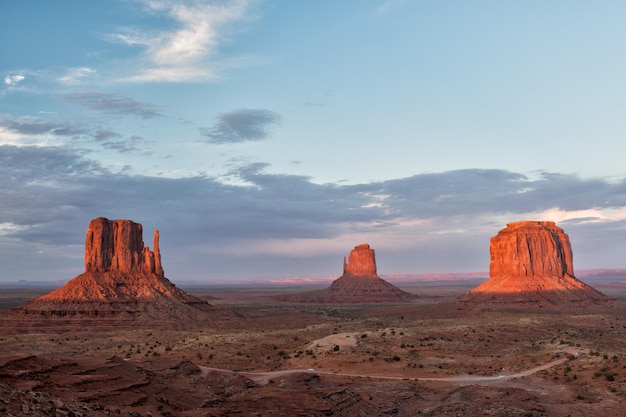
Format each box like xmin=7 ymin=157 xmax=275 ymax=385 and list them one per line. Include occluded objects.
xmin=458 ymin=220 xmax=610 ymax=306
xmin=13 ymin=217 xmax=224 ymax=321
xmin=277 ymin=243 xmax=417 ymax=303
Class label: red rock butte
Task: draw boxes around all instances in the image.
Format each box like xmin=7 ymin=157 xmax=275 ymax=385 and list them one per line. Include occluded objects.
xmin=278 ymin=244 xmax=416 ymax=303
xmin=14 ymin=217 xmax=223 ymax=320
xmin=84 ymin=217 xmax=163 ymax=276
xmin=459 ymin=220 xmax=609 ymax=306
xmin=343 ymin=243 xmax=378 ymax=276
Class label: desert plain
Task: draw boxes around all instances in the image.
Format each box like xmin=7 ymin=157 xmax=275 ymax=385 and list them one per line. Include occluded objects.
xmin=1 ymin=278 xmax=626 ymax=417
xmin=2 ymin=219 xmax=626 ymax=416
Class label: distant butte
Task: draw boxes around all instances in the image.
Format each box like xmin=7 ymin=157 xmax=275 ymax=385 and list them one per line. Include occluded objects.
xmin=342 ymin=243 xmax=379 ymax=276
xmin=13 ymin=217 xmax=225 ymax=321
xmin=458 ymin=220 xmax=610 ymax=307
xmin=278 ymin=243 xmax=417 ymax=303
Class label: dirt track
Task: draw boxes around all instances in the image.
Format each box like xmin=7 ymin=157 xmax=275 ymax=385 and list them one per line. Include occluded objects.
xmin=200 ymin=355 xmax=571 ymax=386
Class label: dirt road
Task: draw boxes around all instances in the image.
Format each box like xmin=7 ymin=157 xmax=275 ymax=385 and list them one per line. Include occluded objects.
xmin=199 ymin=356 xmax=569 ymax=386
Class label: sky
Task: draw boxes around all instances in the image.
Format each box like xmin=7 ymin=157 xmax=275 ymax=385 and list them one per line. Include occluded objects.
xmin=2 ymin=0 xmax=626 ymax=284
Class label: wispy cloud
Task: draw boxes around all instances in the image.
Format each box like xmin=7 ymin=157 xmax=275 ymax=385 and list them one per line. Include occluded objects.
xmin=94 ymin=129 xmax=141 ymax=153
xmin=57 ymin=67 xmax=97 ymax=85
xmin=0 ymin=116 xmax=87 ymax=146
xmin=112 ymin=0 xmax=254 ymax=83
xmin=0 ymin=115 xmax=142 ymax=153
xmin=200 ymin=109 xmax=281 ymax=144
xmin=65 ymin=92 xmax=161 ymax=119
xmin=3 ymin=74 xmax=25 ymax=86
xmin=536 ymin=206 xmax=626 ymax=225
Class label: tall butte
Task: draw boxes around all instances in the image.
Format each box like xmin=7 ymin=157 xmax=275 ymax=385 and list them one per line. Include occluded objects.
xmin=459 ymin=221 xmax=609 ymax=306
xmin=83 ymin=217 xmax=163 ymax=276
xmin=280 ymin=243 xmax=416 ymax=303
xmin=326 ymin=244 xmax=417 ymax=302
xmin=16 ymin=217 xmax=222 ymax=320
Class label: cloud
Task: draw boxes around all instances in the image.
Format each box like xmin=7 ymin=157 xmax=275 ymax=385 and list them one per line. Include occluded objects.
xmin=0 ymin=115 xmax=142 ymax=153
xmin=112 ymin=0 xmax=253 ymax=83
xmin=65 ymin=92 xmax=161 ymax=119
xmin=200 ymin=109 xmax=281 ymax=144
xmin=3 ymin=148 xmax=626 ymax=282
xmin=1 ymin=117 xmax=78 ymax=136
xmin=536 ymin=206 xmax=626 ymax=225
xmin=93 ymin=129 xmax=140 ymax=153
xmin=0 ymin=145 xmax=107 ymax=196
xmin=355 ymin=169 xmax=618 ymax=219
xmin=0 ymin=115 xmax=88 ymax=146
xmin=3 ymin=74 xmax=25 ymax=86
xmin=94 ymin=130 xmax=122 ymax=142
xmin=58 ymin=67 xmax=97 ymax=85
xmin=2 ymin=148 xmax=623 ymax=242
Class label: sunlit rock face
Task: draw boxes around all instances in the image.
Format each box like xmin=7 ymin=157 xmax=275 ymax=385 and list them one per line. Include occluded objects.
xmin=489 ymin=221 xmax=574 ymax=282
xmin=324 ymin=243 xmax=416 ymax=302
xmin=14 ymin=217 xmax=220 ymax=320
xmin=459 ymin=221 xmax=609 ymax=306
xmin=274 ymin=243 xmax=417 ymax=303
xmin=343 ymin=243 xmax=378 ymax=277
xmin=85 ymin=217 xmax=163 ymax=276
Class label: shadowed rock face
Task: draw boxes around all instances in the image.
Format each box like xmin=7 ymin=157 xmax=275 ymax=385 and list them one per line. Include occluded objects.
xmin=459 ymin=221 xmax=609 ymax=306
xmin=13 ymin=217 xmax=223 ymax=321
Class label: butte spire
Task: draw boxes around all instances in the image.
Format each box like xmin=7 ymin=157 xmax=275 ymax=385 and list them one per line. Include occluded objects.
xmin=14 ymin=217 xmax=224 ymax=321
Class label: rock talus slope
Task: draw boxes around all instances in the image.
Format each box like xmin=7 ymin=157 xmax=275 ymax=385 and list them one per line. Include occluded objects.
xmin=459 ymin=221 xmax=609 ymax=305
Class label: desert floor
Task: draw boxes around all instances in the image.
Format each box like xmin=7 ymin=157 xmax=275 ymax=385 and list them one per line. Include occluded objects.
xmin=1 ymin=280 xmax=626 ymax=416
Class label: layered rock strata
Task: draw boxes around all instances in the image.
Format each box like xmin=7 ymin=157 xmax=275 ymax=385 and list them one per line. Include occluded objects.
xmin=459 ymin=221 xmax=609 ymax=305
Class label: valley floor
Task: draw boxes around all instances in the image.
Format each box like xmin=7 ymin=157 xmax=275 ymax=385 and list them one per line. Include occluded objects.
xmin=1 ymin=284 xmax=626 ymax=416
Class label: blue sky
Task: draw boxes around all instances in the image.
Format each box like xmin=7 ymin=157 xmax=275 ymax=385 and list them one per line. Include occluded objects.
xmin=2 ymin=0 xmax=626 ymax=284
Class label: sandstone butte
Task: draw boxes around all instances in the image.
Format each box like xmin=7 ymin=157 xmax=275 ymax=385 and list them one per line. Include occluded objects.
xmin=278 ymin=243 xmax=417 ymax=303
xmin=15 ymin=217 xmax=222 ymax=320
xmin=459 ymin=220 xmax=609 ymax=306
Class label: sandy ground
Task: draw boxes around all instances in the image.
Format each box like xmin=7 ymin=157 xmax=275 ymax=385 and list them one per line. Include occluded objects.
xmin=1 ymin=283 xmax=626 ymax=416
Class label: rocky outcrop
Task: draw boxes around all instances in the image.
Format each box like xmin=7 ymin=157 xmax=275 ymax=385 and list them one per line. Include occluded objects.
xmin=343 ymin=243 xmax=377 ymax=276
xmin=459 ymin=221 xmax=609 ymax=306
xmin=154 ymin=229 xmax=163 ymax=276
xmin=13 ymin=217 xmax=225 ymax=321
xmin=84 ymin=217 xmax=163 ymax=275
xmin=277 ymin=244 xmax=417 ymax=303
xmin=489 ymin=220 xmax=574 ymax=281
